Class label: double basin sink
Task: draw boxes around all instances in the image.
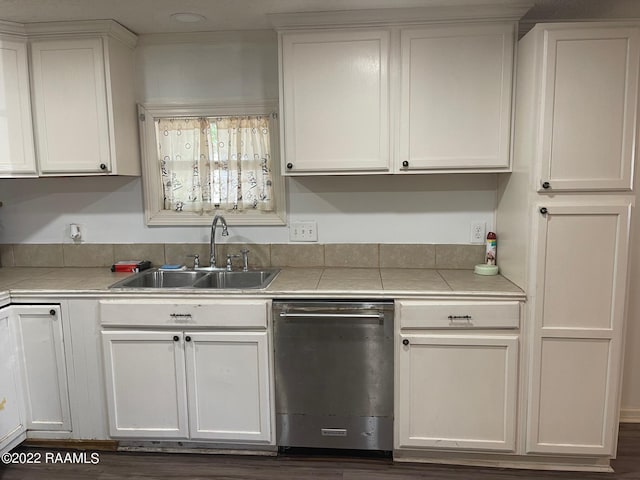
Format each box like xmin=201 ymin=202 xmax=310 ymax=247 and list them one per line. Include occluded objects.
xmin=109 ymin=268 xmax=280 ymax=290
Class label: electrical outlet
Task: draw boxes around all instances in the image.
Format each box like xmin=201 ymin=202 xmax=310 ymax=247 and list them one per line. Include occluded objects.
xmin=290 ymin=221 xmax=318 ymax=242
xmin=470 ymin=222 xmax=486 ymax=243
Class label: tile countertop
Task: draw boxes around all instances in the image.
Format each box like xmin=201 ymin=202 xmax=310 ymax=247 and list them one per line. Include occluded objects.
xmin=0 ymin=267 xmax=525 ymax=299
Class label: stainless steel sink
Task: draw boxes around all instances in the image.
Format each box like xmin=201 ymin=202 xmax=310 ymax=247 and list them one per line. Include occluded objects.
xmin=109 ymin=268 xmax=279 ymax=290
xmin=192 ymin=269 xmax=279 ymax=289
xmin=110 ymin=270 xmax=207 ymax=289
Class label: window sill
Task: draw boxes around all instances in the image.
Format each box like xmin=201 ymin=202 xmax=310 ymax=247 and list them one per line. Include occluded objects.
xmin=146 ymin=209 xmax=286 ymax=226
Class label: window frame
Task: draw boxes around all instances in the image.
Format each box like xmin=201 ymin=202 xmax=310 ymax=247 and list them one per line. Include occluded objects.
xmin=138 ymin=102 xmax=286 ymax=226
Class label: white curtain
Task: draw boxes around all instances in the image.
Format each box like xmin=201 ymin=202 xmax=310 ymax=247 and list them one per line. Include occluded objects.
xmin=156 ymin=115 xmax=274 ymax=213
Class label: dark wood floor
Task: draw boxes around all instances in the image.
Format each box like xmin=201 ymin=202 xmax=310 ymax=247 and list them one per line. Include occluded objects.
xmin=2 ymin=424 xmax=639 ymax=480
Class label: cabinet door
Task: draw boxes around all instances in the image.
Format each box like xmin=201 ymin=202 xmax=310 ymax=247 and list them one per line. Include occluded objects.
xmin=101 ymin=330 xmax=188 ymax=438
xmin=397 ymin=333 xmax=519 ymax=452
xmin=0 ymin=37 xmax=36 ymax=176
xmin=538 ymin=26 xmax=640 ymax=191
xmin=13 ymin=305 xmax=71 ymax=432
xmin=30 ymin=37 xmax=111 ymax=174
xmin=281 ymin=30 xmax=390 ymax=173
xmin=185 ymin=331 xmax=272 ymax=443
xmin=0 ymin=308 xmax=26 ymax=453
xmin=399 ymin=23 xmax=515 ymax=171
xmin=527 ymin=202 xmax=631 ymax=455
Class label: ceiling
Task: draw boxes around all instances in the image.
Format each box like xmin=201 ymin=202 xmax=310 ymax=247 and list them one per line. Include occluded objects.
xmin=0 ymin=0 xmax=639 ymax=35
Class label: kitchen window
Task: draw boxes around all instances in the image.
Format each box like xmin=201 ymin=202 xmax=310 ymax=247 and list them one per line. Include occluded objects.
xmin=138 ymin=103 xmax=285 ymax=226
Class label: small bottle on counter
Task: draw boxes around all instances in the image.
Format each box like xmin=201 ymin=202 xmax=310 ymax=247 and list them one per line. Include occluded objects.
xmin=486 ymin=232 xmax=497 ymax=265
xmin=474 ymin=232 xmax=499 ymax=276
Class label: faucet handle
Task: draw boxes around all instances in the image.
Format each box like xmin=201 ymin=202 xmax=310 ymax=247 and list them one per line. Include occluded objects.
xmin=226 ymin=254 xmax=240 ymax=271
xmin=186 ymin=254 xmax=200 ymax=269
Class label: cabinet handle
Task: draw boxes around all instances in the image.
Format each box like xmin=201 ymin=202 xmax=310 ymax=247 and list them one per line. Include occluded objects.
xmin=185 ymin=336 xmax=192 ymax=342
xmin=173 ymin=335 xmax=179 ymax=342
xmin=49 ymin=309 xmax=56 ymax=316
xmin=402 ymin=339 xmax=409 ymax=346
xmin=286 ymin=163 xmax=293 ymax=169
xmin=169 ymin=313 xmax=192 ymax=321
xmin=448 ymin=315 xmax=472 ymax=320
xmin=540 ymin=207 xmax=548 ymax=215
xmin=402 ymin=160 xmax=409 ymax=168
xmin=542 ymin=181 xmax=551 ymax=189
xmin=99 ymin=163 xmax=107 ymax=171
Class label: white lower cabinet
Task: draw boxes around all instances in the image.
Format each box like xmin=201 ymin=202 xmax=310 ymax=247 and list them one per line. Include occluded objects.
xmin=396 ymin=300 xmax=520 ymax=453
xmin=0 ymin=307 xmax=26 ymax=454
xmin=185 ymin=331 xmax=271 ymax=442
xmin=102 ymin=330 xmax=188 ymax=439
xmin=398 ymin=333 xmax=518 ymax=452
xmin=525 ymin=202 xmax=631 ymax=456
xmin=12 ymin=305 xmax=71 ymax=433
xmin=100 ymin=299 xmax=273 ymax=444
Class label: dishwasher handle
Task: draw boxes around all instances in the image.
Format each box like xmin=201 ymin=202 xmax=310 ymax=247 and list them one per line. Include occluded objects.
xmin=278 ymin=312 xmax=384 ymax=320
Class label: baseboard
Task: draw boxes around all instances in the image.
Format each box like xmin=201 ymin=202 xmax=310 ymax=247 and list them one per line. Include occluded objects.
xmin=620 ymin=409 xmax=640 ymax=423
xmin=393 ymin=449 xmax=613 ymax=473
xmin=117 ymin=440 xmax=277 ymax=455
xmin=23 ymin=439 xmax=118 ymax=451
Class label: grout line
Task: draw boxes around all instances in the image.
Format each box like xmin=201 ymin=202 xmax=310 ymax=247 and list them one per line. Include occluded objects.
xmin=435 ymin=270 xmax=454 ymax=291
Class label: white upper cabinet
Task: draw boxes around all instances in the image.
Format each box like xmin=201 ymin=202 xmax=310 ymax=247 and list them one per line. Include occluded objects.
xmin=280 ymin=29 xmax=390 ymax=173
xmin=30 ymin=37 xmax=111 ymax=174
xmin=276 ymin=9 xmax=522 ymax=176
xmin=28 ymin=22 xmax=140 ymax=176
xmin=0 ymin=35 xmax=36 ymax=176
xmin=0 ymin=20 xmax=140 ymax=177
xmin=537 ymin=25 xmax=640 ymax=191
xmin=399 ymin=23 xmax=515 ymax=171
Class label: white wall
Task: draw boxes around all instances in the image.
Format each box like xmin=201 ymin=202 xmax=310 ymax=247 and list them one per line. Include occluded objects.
xmin=0 ymin=174 xmax=497 ymax=244
xmin=0 ymin=30 xmax=497 ymax=244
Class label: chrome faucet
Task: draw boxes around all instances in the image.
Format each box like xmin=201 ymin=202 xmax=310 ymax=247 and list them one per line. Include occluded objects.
xmin=209 ymin=214 xmax=228 ymax=269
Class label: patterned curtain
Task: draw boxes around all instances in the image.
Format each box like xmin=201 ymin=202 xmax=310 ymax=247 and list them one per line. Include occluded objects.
xmin=156 ymin=115 xmax=274 ymax=213
xmin=157 ymin=117 xmax=208 ymax=212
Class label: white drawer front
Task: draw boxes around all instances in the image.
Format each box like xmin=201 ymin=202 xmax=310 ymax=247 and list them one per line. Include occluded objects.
xmin=99 ymin=299 xmax=269 ymax=328
xmin=398 ymin=300 xmax=520 ymax=329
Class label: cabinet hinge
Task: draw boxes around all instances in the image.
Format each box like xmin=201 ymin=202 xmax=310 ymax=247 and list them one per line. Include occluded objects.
xmin=139 ymin=113 xmax=146 ymax=122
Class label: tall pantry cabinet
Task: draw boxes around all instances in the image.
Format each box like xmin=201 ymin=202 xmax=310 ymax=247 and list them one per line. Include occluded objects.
xmin=497 ymin=22 xmax=639 ymax=459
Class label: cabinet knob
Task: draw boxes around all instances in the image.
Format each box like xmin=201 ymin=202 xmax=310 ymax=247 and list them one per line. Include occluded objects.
xmin=286 ymin=163 xmax=293 ymax=170
xmin=185 ymin=336 xmax=192 ymax=342
xmin=173 ymin=335 xmax=179 ymax=342
xmin=540 ymin=207 xmax=548 ymax=215
xmin=402 ymin=160 xmax=409 ymax=168
xmin=542 ymin=181 xmax=551 ymax=189
xmin=49 ymin=309 xmax=56 ymax=316
xmin=99 ymin=163 xmax=107 ymax=171
xmin=402 ymin=339 xmax=409 ymax=346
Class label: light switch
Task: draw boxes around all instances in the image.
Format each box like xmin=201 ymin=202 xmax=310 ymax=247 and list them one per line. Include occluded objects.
xmin=290 ymin=221 xmax=318 ymax=242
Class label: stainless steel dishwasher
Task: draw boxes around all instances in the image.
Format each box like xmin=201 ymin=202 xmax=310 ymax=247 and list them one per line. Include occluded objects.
xmin=273 ymin=300 xmax=394 ymax=451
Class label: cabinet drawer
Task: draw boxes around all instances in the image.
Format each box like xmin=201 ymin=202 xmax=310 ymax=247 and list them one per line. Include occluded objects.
xmin=398 ymin=300 xmax=520 ymax=329
xmin=99 ymin=299 xmax=269 ymax=328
